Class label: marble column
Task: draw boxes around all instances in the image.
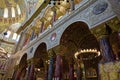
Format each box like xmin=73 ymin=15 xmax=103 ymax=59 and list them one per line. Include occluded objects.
xmin=28 ymin=64 xmax=35 ymax=80
xmin=76 ymin=64 xmax=82 ymax=80
xmin=54 ymin=55 xmax=63 ymax=80
xmin=40 ymin=21 xmax=44 ymax=33
xmin=25 ymin=65 xmax=31 ymax=80
xmin=99 ymin=35 xmax=115 ymax=63
xmin=48 ymin=57 xmax=55 ymax=80
xmin=68 ymin=58 xmax=74 ymax=80
xmin=14 ymin=69 xmax=21 ymax=80
xmin=69 ymin=64 xmax=74 ymax=80
xmin=51 ymin=6 xmax=57 ymax=26
xmin=76 ymin=59 xmax=83 ymax=80
xmin=52 ymin=10 xmax=56 ymax=23
xmin=44 ymin=63 xmax=48 ymax=80
xmin=111 ymin=33 xmax=120 ymax=60
xmin=70 ymin=0 xmax=75 ymax=11
xmin=12 ymin=69 xmax=18 ymax=80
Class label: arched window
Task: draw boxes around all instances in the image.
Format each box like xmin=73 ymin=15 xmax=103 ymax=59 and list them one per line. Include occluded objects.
xmin=17 ymin=4 xmax=21 ymax=15
xmin=16 ymin=35 xmax=20 ymax=42
xmin=5 ymin=30 xmax=11 ymax=38
xmin=12 ymin=33 xmax=17 ymax=40
xmin=3 ymin=8 xmax=8 ymax=18
xmin=11 ymin=7 xmax=15 ymax=17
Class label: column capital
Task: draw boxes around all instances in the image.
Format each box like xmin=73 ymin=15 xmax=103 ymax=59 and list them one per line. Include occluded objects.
xmin=31 ymin=26 xmax=36 ymax=31
xmin=98 ymin=35 xmax=109 ymax=40
xmin=48 ymin=49 xmax=56 ymax=58
xmin=51 ymin=6 xmax=59 ymax=11
xmin=40 ymin=17 xmax=47 ymax=22
xmin=27 ymin=59 xmax=34 ymax=65
xmin=53 ymin=45 xmax=68 ymax=56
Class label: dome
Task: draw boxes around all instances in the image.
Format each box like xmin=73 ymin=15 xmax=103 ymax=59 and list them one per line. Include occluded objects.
xmin=0 ymin=0 xmax=27 ymax=58
xmin=0 ymin=0 xmax=27 ymax=33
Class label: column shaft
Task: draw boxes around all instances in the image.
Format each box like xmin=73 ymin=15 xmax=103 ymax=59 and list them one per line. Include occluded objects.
xmin=70 ymin=0 xmax=75 ymax=11
xmin=99 ymin=36 xmax=115 ymax=62
xmin=25 ymin=65 xmax=31 ymax=80
xmin=54 ymin=55 xmax=63 ymax=80
xmin=14 ymin=69 xmax=21 ymax=80
xmin=40 ymin=21 xmax=44 ymax=33
xmin=44 ymin=64 xmax=48 ymax=80
xmin=76 ymin=64 xmax=82 ymax=80
xmin=48 ymin=57 xmax=55 ymax=80
xmin=69 ymin=64 xmax=74 ymax=80
xmin=28 ymin=64 xmax=35 ymax=80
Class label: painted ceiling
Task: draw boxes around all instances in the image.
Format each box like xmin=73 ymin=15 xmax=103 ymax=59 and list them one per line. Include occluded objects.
xmin=0 ymin=0 xmax=26 ymax=33
xmin=0 ymin=0 xmax=44 ymax=59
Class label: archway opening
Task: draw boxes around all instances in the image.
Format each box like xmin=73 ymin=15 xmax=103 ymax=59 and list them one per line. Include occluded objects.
xmin=59 ymin=21 xmax=100 ymax=80
xmin=16 ymin=53 xmax=27 ymax=80
xmin=33 ymin=42 xmax=48 ymax=79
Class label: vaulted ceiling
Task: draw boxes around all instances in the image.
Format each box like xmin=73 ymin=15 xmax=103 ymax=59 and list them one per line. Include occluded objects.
xmin=0 ymin=0 xmax=26 ymax=33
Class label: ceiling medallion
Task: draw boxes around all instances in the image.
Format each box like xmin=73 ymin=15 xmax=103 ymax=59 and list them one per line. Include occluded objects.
xmin=50 ymin=33 xmax=56 ymax=41
xmin=92 ymin=2 xmax=108 ymax=15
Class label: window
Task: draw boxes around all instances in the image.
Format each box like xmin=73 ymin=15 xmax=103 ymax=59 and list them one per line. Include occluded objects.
xmin=16 ymin=35 xmax=20 ymax=42
xmin=11 ymin=7 xmax=15 ymax=17
xmin=17 ymin=4 xmax=21 ymax=15
xmin=5 ymin=31 xmax=11 ymax=38
xmin=12 ymin=33 xmax=17 ymax=40
xmin=3 ymin=8 xmax=8 ymax=18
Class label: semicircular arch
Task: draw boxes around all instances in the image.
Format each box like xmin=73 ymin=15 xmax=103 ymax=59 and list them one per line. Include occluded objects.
xmin=33 ymin=42 xmax=48 ymax=68
xmin=59 ymin=21 xmax=100 ymax=56
xmin=19 ymin=53 xmax=27 ymax=68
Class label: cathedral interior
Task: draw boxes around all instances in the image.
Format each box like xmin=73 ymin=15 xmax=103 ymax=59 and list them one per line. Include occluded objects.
xmin=0 ymin=0 xmax=120 ymax=80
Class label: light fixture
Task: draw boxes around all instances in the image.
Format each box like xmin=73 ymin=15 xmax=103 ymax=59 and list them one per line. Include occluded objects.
xmin=74 ymin=49 xmax=100 ymax=60
xmin=45 ymin=60 xmax=50 ymax=64
xmin=35 ymin=68 xmax=41 ymax=72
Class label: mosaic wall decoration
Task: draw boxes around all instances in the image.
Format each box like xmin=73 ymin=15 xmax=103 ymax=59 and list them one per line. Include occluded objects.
xmin=99 ymin=61 xmax=120 ymax=80
xmin=93 ymin=2 xmax=108 ymax=15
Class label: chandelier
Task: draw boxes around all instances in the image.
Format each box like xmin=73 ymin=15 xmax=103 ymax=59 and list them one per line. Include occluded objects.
xmin=74 ymin=49 xmax=100 ymax=60
xmin=44 ymin=0 xmax=69 ymax=5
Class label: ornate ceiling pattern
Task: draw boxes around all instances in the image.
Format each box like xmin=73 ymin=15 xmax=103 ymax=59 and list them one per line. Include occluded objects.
xmin=0 ymin=0 xmax=27 ymax=58
xmin=0 ymin=0 xmax=26 ymax=33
